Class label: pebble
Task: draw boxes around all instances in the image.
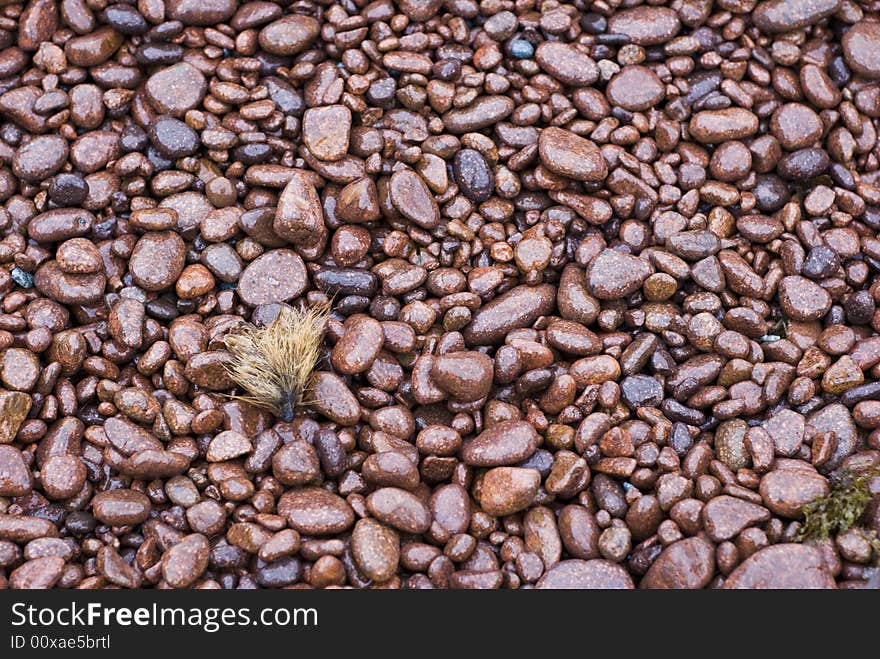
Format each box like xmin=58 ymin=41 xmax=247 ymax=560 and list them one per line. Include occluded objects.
xmin=702 ymin=495 xmax=771 ymax=542
xmin=149 ymin=117 xmax=200 ymax=159
xmin=10 ymin=557 xmax=65 ymax=589
xmin=587 ymin=249 xmax=651 ymax=299
xmin=606 ymin=66 xmax=665 ymax=111
xmin=351 ymin=518 xmax=399 ymax=583
xmin=238 ymin=249 xmax=308 ymax=306
xmin=129 ymin=232 xmax=186 ymax=292
xmin=366 ymin=487 xmax=432 ymax=534
xmin=0 ymin=445 xmax=32 ymax=496
xmin=274 ymin=172 xmax=325 ymax=246
xmin=302 ymin=105 xmax=351 ymax=161
xmin=389 ymin=169 xmax=441 ymax=230
xmin=753 ymin=0 xmax=841 ymax=33
xmin=538 ymin=127 xmax=608 ymax=182
xmin=689 ymin=108 xmax=759 ymax=144
xmin=431 ymin=351 xmax=494 ymax=402
xmin=536 ymin=559 xmax=634 ymax=589
xmin=258 ymin=15 xmax=320 ymax=56
xmin=723 ymin=544 xmax=835 ymax=589
xmin=453 ymin=149 xmax=494 ymax=203
xmin=91 ymin=489 xmax=152 ymax=526
xmin=461 ymin=420 xmax=540 ymax=466
xmin=606 ymin=7 xmax=681 ymax=46
xmin=778 ymin=276 xmax=832 ymax=321
xmin=0 ymin=392 xmax=32 ymax=443
xmin=13 ymin=135 xmax=68 ymax=182
xmin=162 ymin=534 xmax=209 ymax=588
xmin=842 ymin=22 xmax=880 ymax=79
xmin=640 ymin=537 xmax=715 ymax=589
xmin=442 ymin=96 xmax=515 ymax=133
xmin=535 ymin=41 xmax=599 ymax=87
xmin=771 ymin=103 xmax=824 ymax=151
xmin=759 ymin=466 xmax=829 ymax=518
xmin=278 ymin=487 xmax=354 ymax=535
xmin=145 ymin=63 xmax=206 ymax=116
xmin=0 ymin=348 xmax=40 ymax=392
xmin=463 ymin=284 xmax=556 ymax=345
xmin=479 ymin=467 xmax=541 ymax=516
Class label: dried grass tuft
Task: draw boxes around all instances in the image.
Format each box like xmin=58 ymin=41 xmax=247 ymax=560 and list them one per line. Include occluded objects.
xmin=223 ymin=302 xmax=329 ymax=421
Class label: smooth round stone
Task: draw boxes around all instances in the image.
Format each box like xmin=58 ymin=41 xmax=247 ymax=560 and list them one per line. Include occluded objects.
xmin=620 ymin=375 xmax=663 ymax=408
xmin=606 ymin=65 xmax=665 ymax=111
xmin=723 ymin=544 xmax=835 ymax=589
xmin=351 ymin=518 xmax=400 ymax=583
xmin=166 ymin=0 xmax=237 ymax=25
xmin=463 ymin=284 xmax=556 ymax=345
xmin=689 ymin=108 xmax=759 ymax=144
xmin=666 ymin=230 xmax=720 ymax=261
xmin=161 ymin=534 xmax=209 ymax=588
xmin=57 ymin=238 xmax=103 ymax=274
xmin=759 ymin=467 xmax=829 ymax=518
xmin=28 ymin=209 xmax=94 ymax=243
xmin=129 ymin=231 xmax=186 ymax=292
xmin=714 ymin=419 xmax=750 ymax=471
xmin=278 ymin=487 xmax=354 ymax=535
xmin=771 ymin=103 xmax=823 ymax=150
xmin=10 ymin=557 xmax=65 ymax=589
xmin=172 ymin=264 xmax=214 ymax=300
xmin=606 ymin=6 xmax=681 ymax=45
xmin=0 ymin=348 xmax=40 ymax=392
xmin=842 ymin=21 xmax=880 ymax=79
xmin=302 ymin=105 xmax=351 ymax=161
xmin=336 ymin=178 xmax=380 ymax=223
xmin=0 ymin=446 xmax=32 ymax=497
xmin=70 ymin=130 xmax=120 ymax=173
xmin=710 ymin=141 xmax=752 ymax=182
xmin=461 ymin=420 xmax=540 ymax=466
xmin=534 ymin=41 xmax=599 ymax=86
xmin=102 ymin=4 xmax=148 ymax=34
xmin=587 ymin=249 xmax=651 ymax=299
xmin=431 ymin=351 xmax=493 ymax=402
xmin=778 ymin=276 xmax=832 ymax=321
xmin=701 ymin=495 xmax=772 ymax=542
xmin=753 ymin=0 xmax=840 ymax=33
xmin=806 ymin=403 xmax=857 ymax=470
xmin=479 ymin=467 xmax=541 ymax=516
xmin=640 ymin=537 xmax=715 ymax=589
xmin=149 ymin=117 xmax=200 ymax=159
xmin=389 ymin=169 xmax=440 ymax=229
xmin=442 ymin=96 xmax=515 ymax=133
xmin=274 ymin=172 xmax=324 ymax=246
xmin=536 ymin=559 xmax=634 ymax=589
xmin=777 ymin=148 xmax=829 ymax=179
xmin=258 ymin=15 xmax=320 ymax=55
xmin=200 ymin=244 xmax=243 ymax=284
xmin=40 ymin=455 xmax=86 ymax=500
xmin=64 ymin=27 xmax=123 ymax=67
xmin=12 ymin=135 xmax=68 ymax=182
xmin=366 ymin=487 xmax=431 ymax=534
xmin=453 ymin=149 xmax=494 ymax=203
xmin=238 ymin=249 xmax=308 ymax=306
xmin=145 ymin=62 xmax=207 ymax=116
xmin=310 ymin=372 xmax=361 ymax=425
xmin=91 ymin=489 xmax=151 ymax=525
xmin=538 ymin=127 xmax=607 ymax=182
xmin=48 ymin=174 xmax=88 ymax=206
xmin=34 ymin=261 xmax=105 ymax=306
xmin=331 ymin=317 xmax=384 ymax=375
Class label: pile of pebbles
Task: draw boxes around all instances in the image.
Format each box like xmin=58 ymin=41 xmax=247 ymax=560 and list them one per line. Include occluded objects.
xmin=0 ymin=0 xmax=879 ymax=590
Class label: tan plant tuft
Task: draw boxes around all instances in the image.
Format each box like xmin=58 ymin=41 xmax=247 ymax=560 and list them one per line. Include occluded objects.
xmin=223 ymin=302 xmax=330 ymax=422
